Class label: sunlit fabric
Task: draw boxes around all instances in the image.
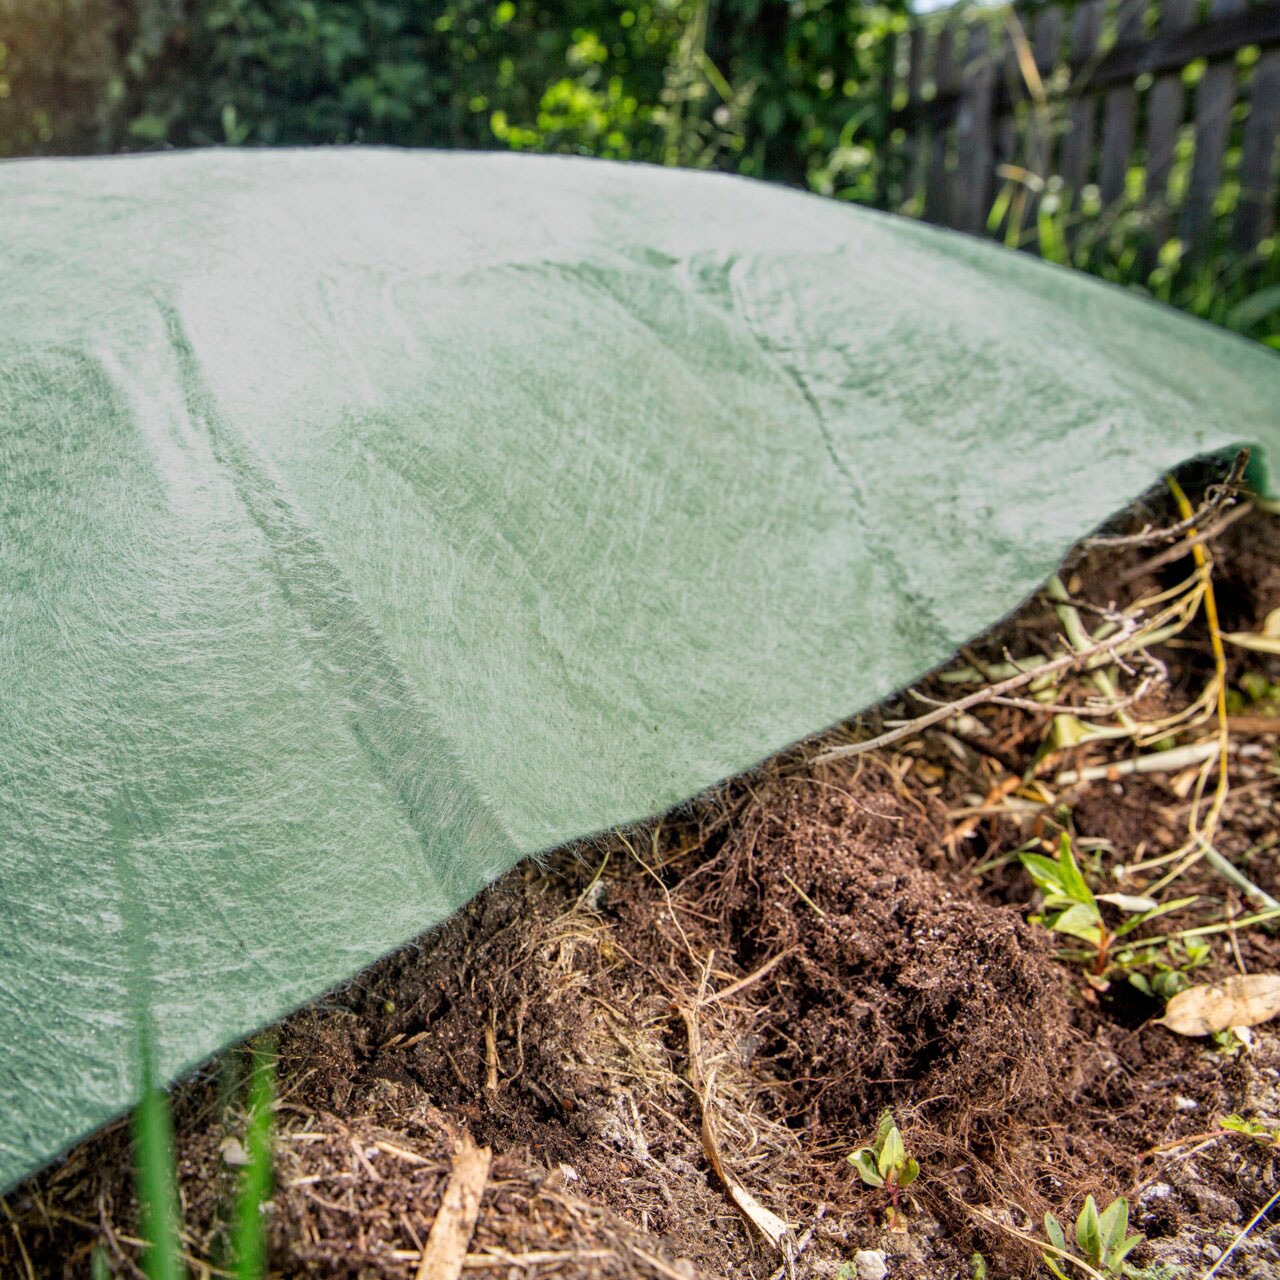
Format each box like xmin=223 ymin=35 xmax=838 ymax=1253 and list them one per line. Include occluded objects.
xmin=2 ymin=148 xmax=1278 ymax=1189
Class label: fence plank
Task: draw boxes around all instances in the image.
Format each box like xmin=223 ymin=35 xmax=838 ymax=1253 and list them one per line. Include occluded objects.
xmin=1144 ymin=0 xmax=1197 ymax=250
xmin=1235 ymin=48 xmax=1280 ymax=250
xmin=924 ymin=19 xmax=959 ymax=224
xmin=1023 ymin=6 xmax=1064 ymax=242
xmin=900 ymin=25 xmax=928 ymax=206
xmin=955 ymin=22 xmax=996 ymax=233
xmin=992 ymin=29 xmax=1021 ymax=237
xmin=1181 ymin=0 xmax=1248 ymax=255
xmin=1061 ymin=0 xmax=1103 ymax=209
xmin=1098 ymin=0 xmax=1147 ymax=209
xmin=890 ymin=0 xmax=1280 ymax=128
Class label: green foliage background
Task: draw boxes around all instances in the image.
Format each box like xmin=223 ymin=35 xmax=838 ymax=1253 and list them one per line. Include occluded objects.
xmin=0 ymin=0 xmax=904 ymax=184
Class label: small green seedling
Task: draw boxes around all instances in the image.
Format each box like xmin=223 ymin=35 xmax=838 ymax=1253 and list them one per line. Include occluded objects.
xmin=1221 ymin=1113 xmax=1280 ymax=1148
xmin=848 ymin=1109 xmax=919 ymax=1229
xmin=1042 ymin=1195 xmax=1144 ymax=1279
xmin=1021 ymin=835 xmax=1194 ymax=981
xmin=1125 ymin=938 xmax=1211 ymax=1001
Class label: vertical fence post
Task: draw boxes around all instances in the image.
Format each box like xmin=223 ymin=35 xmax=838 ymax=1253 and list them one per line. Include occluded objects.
xmin=1235 ymin=46 xmax=1280 ymax=250
xmin=900 ymin=26 xmax=928 ymax=208
xmin=992 ymin=26 xmax=1022 ymax=240
xmin=1144 ymin=0 xmax=1197 ymax=253
xmin=1061 ymin=0 xmax=1103 ymax=221
xmin=1023 ymin=6 xmax=1064 ymax=246
xmin=876 ymin=30 xmax=901 ymax=208
xmin=925 ymin=18 xmax=959 ymax=225
xmin=955 ymin=21 xmax=995 ymax=233
xmin=1098 ymin=0 xmax=1146 ymax=209
xmin=1181 ymin=0 xmax=1248 ymax=256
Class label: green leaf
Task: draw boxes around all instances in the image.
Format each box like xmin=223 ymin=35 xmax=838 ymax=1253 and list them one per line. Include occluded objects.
xmin=1097 ymin=1196 xmax=1128 ymax=1252
xmin=1113 ymin=895 xmax=1200 ymax=937
xmin=1049 ymin=902 xmax=1105 ymax=944
xmin=1226 ymin=285 xmax=1280 ymax=331
xmin=1020 ymin=853 xmax=1068 ymax=896
xmin=849 ymin=1148 xmax=884 ymax=1187
xmin=878 ymin=1123 xmax=906 ymax=1179
xmin=1076 ymin=1195 xmax=1103 ymax=1262
xmin=1057 ymin=835 xmax=1095 ymax=907
xmin=1114 ymin=1233 xmax=1145 ymax=1267
xmin=127 ymin=113 xmax=170 ymax=143
xmin=875 ymin=1108 xmax=896 ymax=1151
xmin=898 ymin=1155 xmax=920 ymax=1187
xmin=1045 ymin=1213 xmax=1067 ymax=1252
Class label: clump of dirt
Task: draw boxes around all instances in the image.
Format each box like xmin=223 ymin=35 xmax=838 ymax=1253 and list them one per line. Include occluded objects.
xmin=702 ymin=774 xmax=1070 ymax=1132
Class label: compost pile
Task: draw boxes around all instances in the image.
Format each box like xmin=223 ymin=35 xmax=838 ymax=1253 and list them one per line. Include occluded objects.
xmin=2 ymin=484 xmax=1278 ymax=1279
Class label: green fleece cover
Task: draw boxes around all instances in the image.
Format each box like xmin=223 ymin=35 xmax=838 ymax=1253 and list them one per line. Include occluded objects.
xmin=1 ymin=148 xmax=1278 ymax=1190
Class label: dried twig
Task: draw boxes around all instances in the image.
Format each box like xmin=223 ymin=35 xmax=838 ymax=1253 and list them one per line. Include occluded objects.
xmin=415 ymin=1132 xmax=492 ymax=1280
xmin=813 ymin=610 xmax=1170 ymax=764
xmin=1085 ymin=450 xmax=1249 ymax=549
xmin=677 ymin=960 xmax=793 ymax=1264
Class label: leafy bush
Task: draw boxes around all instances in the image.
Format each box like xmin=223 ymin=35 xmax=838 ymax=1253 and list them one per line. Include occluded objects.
xmin=0 ymin=0 xmax=904 ymax=178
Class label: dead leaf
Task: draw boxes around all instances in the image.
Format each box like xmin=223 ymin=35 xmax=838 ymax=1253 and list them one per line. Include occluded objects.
xmin=1155 ymin=975 xmax=1280 ymax=1037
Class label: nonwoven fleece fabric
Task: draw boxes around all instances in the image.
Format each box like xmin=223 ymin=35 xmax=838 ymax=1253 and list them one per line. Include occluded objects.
xmin=2 ymin=148 xmax=1279 ymax=1189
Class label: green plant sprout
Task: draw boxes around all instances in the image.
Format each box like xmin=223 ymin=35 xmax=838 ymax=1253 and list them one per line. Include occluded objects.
xmin=132 ymin=1035 xmax=182 ymax=1280
xmin=231 ymin=1037 xmax=277 ymax=1280
xmin=1124 ymin=938 xmax=1211 ymax=1001
xmin=1220 ymin=1113 xmax=1280 ymax=1148
xmin=1020 ymin=835 xmax=1195 ymax=982
xmin=1042 ymin=1195 xmax=1144 ymax=1279
xmin=848 ymin=1109 xmax=919 ymax=1229
xmin=118 ymin=1038 xmax=277 ymax=1279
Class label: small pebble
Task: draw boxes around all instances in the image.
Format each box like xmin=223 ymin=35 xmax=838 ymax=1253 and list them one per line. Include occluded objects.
xmin=854 ymin=1249 xmax=889 ymax=1280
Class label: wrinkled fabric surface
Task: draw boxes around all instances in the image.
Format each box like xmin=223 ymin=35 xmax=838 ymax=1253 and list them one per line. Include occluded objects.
xmin=2 ymin=148 xmax=1278 ymax=1190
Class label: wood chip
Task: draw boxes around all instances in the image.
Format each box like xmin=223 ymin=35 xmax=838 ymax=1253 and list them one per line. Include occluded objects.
xmin=415 ymin=1132 xmax=492 ymax=1280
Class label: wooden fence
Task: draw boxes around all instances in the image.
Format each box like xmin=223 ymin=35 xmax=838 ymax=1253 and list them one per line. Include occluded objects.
xmin=877 ymin=0 xmax=1280 ymax=263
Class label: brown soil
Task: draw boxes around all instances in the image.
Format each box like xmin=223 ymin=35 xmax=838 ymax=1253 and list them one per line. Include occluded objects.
xmin=3 ymin=503 xmax=1279 ymax=1280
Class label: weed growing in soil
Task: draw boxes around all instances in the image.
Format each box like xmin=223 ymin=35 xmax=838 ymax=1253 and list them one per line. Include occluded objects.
xmin=1220 ymin=1113 xmax=1280 ymax=1149
xmin=229 ymin=1037 xmax=276 ymax=1280
xmin=1020 ymin=834 xmax=1194 ymax=982
xmin=132 ymin=1047 xmax=181 ymax=1280
xmin=129 ymin=1038 xmax=278 ymax=1280
xmin=848 ymin=1109 xmax=920 ymax=1230
xmin=1042 ymin=1196 xmax=1144 ymax=1280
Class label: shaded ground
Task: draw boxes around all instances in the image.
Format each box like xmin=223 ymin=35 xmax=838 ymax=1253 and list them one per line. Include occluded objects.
xmin=3 ymin=492 xmax=1279 ymax=1279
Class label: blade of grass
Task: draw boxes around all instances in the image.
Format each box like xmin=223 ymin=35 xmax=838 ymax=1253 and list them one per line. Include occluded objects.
xmin=232 ymin=1036 xmax=276 ymax=1280
xmin=132 ymin=1035 xmax=181 ymax=1280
